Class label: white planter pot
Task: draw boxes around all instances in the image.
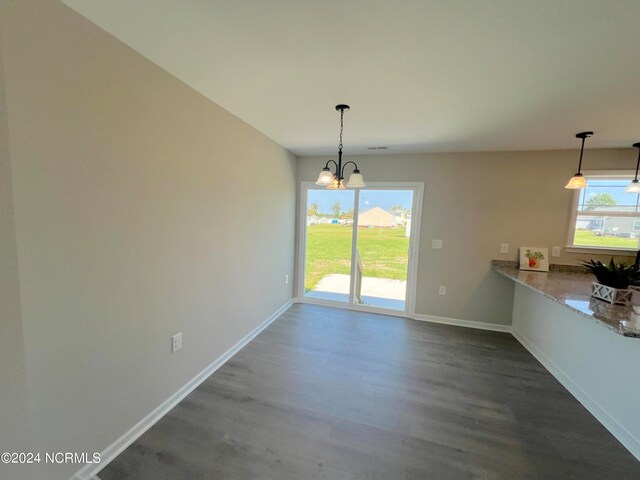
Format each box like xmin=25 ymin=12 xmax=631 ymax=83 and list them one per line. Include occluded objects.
xmin=591 ymin=282 xmax=633 ymax=306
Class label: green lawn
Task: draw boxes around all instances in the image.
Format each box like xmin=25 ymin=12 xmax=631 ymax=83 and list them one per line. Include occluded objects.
xmin=305 ymin=224 xmax=409 ymax=290
xmin=574 ymin=230 xmax=638 ymax=248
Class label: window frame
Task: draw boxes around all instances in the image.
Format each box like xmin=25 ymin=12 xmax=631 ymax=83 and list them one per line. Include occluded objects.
xmin=565 ymin=170 xmax=640 ymax=254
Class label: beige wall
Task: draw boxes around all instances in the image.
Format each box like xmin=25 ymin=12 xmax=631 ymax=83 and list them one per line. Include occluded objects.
xmin=0 ymin=19 xmax=39 ymax=480
xmin=0 ymin=1 xmax=296 ymax=479
xmin=297 ymin=149 xmax=636 ymax=324
xmin=3 ymin=1 xmax=637 ymax=478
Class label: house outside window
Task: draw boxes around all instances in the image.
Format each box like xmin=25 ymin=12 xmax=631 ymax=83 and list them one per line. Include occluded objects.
xmin=568 ymin=171 xmax=640 ymax=252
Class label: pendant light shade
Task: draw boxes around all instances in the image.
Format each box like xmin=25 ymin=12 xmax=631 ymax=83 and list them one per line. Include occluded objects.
xmin=346 ymin=170 xmax=366 ymax=188
xmin=316 ymin=167 xmax=334 ymax=185
xmin=316 ymin=105 xmax=365 ymax=190
xmin=565 ymin=173 xmax=587 ymax=189
xmin=565 ymin=131 xmax=593 ymax=190
xmin=625 ymin=143 xmax=640 ymax=193
xmin=625 ymin=180 xmax=640 ymax=193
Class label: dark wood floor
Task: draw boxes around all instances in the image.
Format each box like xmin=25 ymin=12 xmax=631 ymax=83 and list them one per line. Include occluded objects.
xmin=99 ymin=304 xmax=640 ymax=479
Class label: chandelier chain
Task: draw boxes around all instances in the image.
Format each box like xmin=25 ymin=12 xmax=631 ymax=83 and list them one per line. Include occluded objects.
xmin=315 ymin=104 xmax=364 ymax=189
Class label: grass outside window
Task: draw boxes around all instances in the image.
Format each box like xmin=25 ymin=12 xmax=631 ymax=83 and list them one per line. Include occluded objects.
xmin=305 ymin=224 xmax=409 ymax=291
xmin=573 ymin=230 xmax=638 ymax=249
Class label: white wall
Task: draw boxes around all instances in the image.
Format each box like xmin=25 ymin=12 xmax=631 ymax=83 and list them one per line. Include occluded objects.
xmin=512 ymin=284 xmax=640 ymax=460
xmin=297 ymin=150 xmax=636 ymax=325
xmin=0 ymin=1 xmax=296 ymax=479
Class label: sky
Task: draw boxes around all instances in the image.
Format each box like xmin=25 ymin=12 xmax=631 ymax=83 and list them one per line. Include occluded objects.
xmin=579 ymin=180 xmax=640 ymax=208
xmin=307 ymin=189 xmax=413 ymax=214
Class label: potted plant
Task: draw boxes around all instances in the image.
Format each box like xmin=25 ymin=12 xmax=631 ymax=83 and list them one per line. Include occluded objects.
xmin=525 ymin=249 xmax=545 ymax=268
xmin=582 ymin=258 xmax=640 ymax=305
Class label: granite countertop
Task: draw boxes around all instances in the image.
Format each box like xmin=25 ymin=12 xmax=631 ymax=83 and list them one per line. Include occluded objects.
xmin=491 ymin=260 xmax=640 ymax=338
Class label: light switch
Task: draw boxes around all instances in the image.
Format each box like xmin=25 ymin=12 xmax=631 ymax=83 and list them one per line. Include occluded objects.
xmin=552 ymin=246 xmax=561 ymax=257
xmin=432 ymin=239 xmax=443 ymax=249
xmin=500 ymin=243 xmax=509 ymax=254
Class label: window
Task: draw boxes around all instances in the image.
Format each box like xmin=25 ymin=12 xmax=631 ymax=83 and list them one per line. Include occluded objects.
xmin=568 ymin=171 xmax=640 ymax=251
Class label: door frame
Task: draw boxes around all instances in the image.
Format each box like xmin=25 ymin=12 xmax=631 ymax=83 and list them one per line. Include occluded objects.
xmin=296 ymin=181 xmax=424 ymax=317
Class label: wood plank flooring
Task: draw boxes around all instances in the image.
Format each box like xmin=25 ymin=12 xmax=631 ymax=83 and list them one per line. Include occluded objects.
xmin=98 ymin=304 xmax=640 ymax=479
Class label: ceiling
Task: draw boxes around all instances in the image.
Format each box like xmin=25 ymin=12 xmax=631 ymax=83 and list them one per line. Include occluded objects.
xmin=61 ymin=0 xmax=640 ymax=156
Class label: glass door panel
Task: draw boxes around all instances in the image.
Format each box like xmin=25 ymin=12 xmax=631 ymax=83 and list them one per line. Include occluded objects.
xmin=354 ymin=189 xmax=413 ymax=311
xmin=304 ymin=189 xmax=355 ymax=303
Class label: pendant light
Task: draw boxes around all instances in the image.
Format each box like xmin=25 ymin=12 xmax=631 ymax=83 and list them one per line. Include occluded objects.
xmin=315 ymin=104 xmax=366 ymax=189
xmin=626 ymin=143 xmax=640 ymax=193
xmin=565 ymin=131 xmax=593 ymax=189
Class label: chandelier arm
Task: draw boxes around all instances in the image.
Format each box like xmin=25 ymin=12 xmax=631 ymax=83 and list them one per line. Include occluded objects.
xmin=341 ymin=161 xmax=360 ymax=178
xmin=324 ymin=159 xmax=339 ymax=175
xmin=635 ymin=148 xmax=640 ymax=181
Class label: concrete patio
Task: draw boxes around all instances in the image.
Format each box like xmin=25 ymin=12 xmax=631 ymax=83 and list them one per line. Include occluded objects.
xmin=305 ymin=274 xmax=407 ymax=310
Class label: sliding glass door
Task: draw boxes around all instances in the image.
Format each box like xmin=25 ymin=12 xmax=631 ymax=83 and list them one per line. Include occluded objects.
xmin=354 ymin=189 xmax=414 ymax=310
xmin=304 ymin=189 xmax=355 ymax=303
xmin=300 ymin=183 xmax=422 ymax=314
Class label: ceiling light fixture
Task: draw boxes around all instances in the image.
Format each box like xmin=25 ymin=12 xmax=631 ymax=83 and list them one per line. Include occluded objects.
xmin=625 ymin=143 xmax=640 ymax=193
xmin=565 ymin=131 xmax=593 ymax=189
xmin=316 ymin=104 xmax=366 ymax=189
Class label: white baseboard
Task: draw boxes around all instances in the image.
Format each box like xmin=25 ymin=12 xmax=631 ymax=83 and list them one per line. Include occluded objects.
xmin=295 ymin=298 xmax=512 ymax=332
xmin=411 ymin=313 xmax=513 ymax=333
xmin=512 ymin=328 xmax=640 ymax=462
xmin=72 ymin=299 xmax=294 ymax=480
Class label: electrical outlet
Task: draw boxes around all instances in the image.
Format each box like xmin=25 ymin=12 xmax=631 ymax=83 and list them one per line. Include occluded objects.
xmin=171 ymin=332 xmax=182 ymax=353
xmin=552 ymin=246 xmax=561 ymax=257
xmin=285 ymin=274 xmax=289 ymax=284
xmin=438 ymin=286 xmax=447 ymax=295
xmin=500 ymin=243 xmax=509 ymax=254
xmin=432 ymin=239 xmax=443 ymax=249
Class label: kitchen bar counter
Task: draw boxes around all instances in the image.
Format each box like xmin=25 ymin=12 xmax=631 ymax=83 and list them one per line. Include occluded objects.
xmin=492 ymin=260 xmax=640 ymax=337
xmin=494 ymin=260 xmax=640 ymax=461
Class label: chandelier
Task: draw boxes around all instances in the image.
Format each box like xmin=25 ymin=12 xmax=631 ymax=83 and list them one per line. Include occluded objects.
xmin=315 ymin=104 xmax=366 ymax=189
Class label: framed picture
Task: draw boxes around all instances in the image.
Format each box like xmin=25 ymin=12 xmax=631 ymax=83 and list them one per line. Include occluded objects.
xmin=519 ymin=247 xmax=549 ymax=272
